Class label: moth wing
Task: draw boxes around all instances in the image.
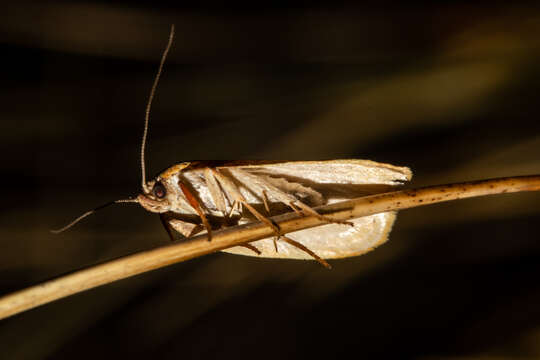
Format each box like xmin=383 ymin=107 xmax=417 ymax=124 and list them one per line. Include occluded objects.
xmin=219 ymin=160 xmax=411 ymax=260
xmin=228 ymin=159 xmax=411 ymax=185
xmin=222 ymin=212 xmax=397 ymax=260
xmin=223 ymin=159 xmax=412 ymax=203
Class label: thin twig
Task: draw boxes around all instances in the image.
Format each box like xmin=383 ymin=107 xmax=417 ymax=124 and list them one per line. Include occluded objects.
xmin=0 ymin=175 xmax=539 ymax=319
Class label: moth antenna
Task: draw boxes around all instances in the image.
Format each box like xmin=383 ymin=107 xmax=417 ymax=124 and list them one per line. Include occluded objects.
xmin=50 ymin=199 xmax=139 ymax=234
xmin=141 ymin=24 xmax=175 ymax=193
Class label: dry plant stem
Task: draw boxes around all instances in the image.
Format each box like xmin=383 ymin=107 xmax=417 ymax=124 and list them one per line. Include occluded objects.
xmin=1 ymin=175 xmax=539 ymax=320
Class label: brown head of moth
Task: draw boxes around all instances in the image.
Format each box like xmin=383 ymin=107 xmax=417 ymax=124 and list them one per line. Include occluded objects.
xmin=52 ymin=25 xmax=413 ymax=269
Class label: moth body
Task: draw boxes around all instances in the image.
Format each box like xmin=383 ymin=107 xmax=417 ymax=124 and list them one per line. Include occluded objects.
xmin=137 ymin=160 xmax=412 ymax=260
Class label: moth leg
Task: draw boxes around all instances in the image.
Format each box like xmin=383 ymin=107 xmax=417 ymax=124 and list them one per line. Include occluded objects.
xmin=165 ymin=212 xmax=260 ymax=254
xmin=264 ymin=188 xmax=331 ymax=263
xmin=226 ymin=200 xmax=238 ymax=218
xmin=231 ymin=168 xmax=352 ymax=227
xmin=262 ymin=190 xmax=279 ymax=252
xmin=219 ymin=168 xmax=333 ymax=267
xmin=261 ymin=190 xmax=271 ymax=213
xmin=288 ymin=202 xmax=304 ymax=216
xmin=211 ymin=169 xmax=281 ymax=235
xmin=239 ymin=243 xmax=261 ymax=256
xmin=240 ymin=201 xmax=281 ymax=234
xmin=292 ymin=201 xmax=353 ymax=227
xmin=280 ymin=236 xmax=331 ymax=269
xmin=179 ymin=182 xmax=213 ymax=241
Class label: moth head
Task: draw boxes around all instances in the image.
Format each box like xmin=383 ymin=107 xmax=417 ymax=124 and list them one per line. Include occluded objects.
xmin=137 ymin=178 xmax=172 ymax=213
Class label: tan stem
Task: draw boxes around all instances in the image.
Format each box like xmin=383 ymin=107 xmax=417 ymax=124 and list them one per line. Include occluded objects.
xmin=0 ymin=175 xmax=539 ymax=319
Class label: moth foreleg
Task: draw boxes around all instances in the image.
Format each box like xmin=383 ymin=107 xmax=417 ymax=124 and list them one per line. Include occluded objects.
xmin=179 ymin=182 xmax=213 ymax=241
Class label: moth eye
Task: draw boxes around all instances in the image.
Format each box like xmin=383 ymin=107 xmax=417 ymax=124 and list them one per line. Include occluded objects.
xmin=153 ymin=182 xmax=167 ymax=199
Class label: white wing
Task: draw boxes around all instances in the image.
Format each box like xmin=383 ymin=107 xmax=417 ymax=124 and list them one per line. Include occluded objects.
xmin=220 ymin=159 xmax=411 ymax=259
xmin=233 ymin=159 xmax=411 ymax=185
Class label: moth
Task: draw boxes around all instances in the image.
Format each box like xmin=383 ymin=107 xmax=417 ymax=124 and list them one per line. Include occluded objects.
xmin=53 ymin=25 xmax=412 ymax=268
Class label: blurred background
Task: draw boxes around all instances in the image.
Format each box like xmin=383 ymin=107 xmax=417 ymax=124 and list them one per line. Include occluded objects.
xmin=1 ymin=1 xmax=540 ymax=359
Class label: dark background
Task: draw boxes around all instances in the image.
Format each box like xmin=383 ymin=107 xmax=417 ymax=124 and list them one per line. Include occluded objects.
xmin=1 ymin=1 xmax=540 ymax=359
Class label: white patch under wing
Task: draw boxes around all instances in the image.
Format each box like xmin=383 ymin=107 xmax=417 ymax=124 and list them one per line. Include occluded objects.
xmin=221 ymin=211 xmax=397 ymax=260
